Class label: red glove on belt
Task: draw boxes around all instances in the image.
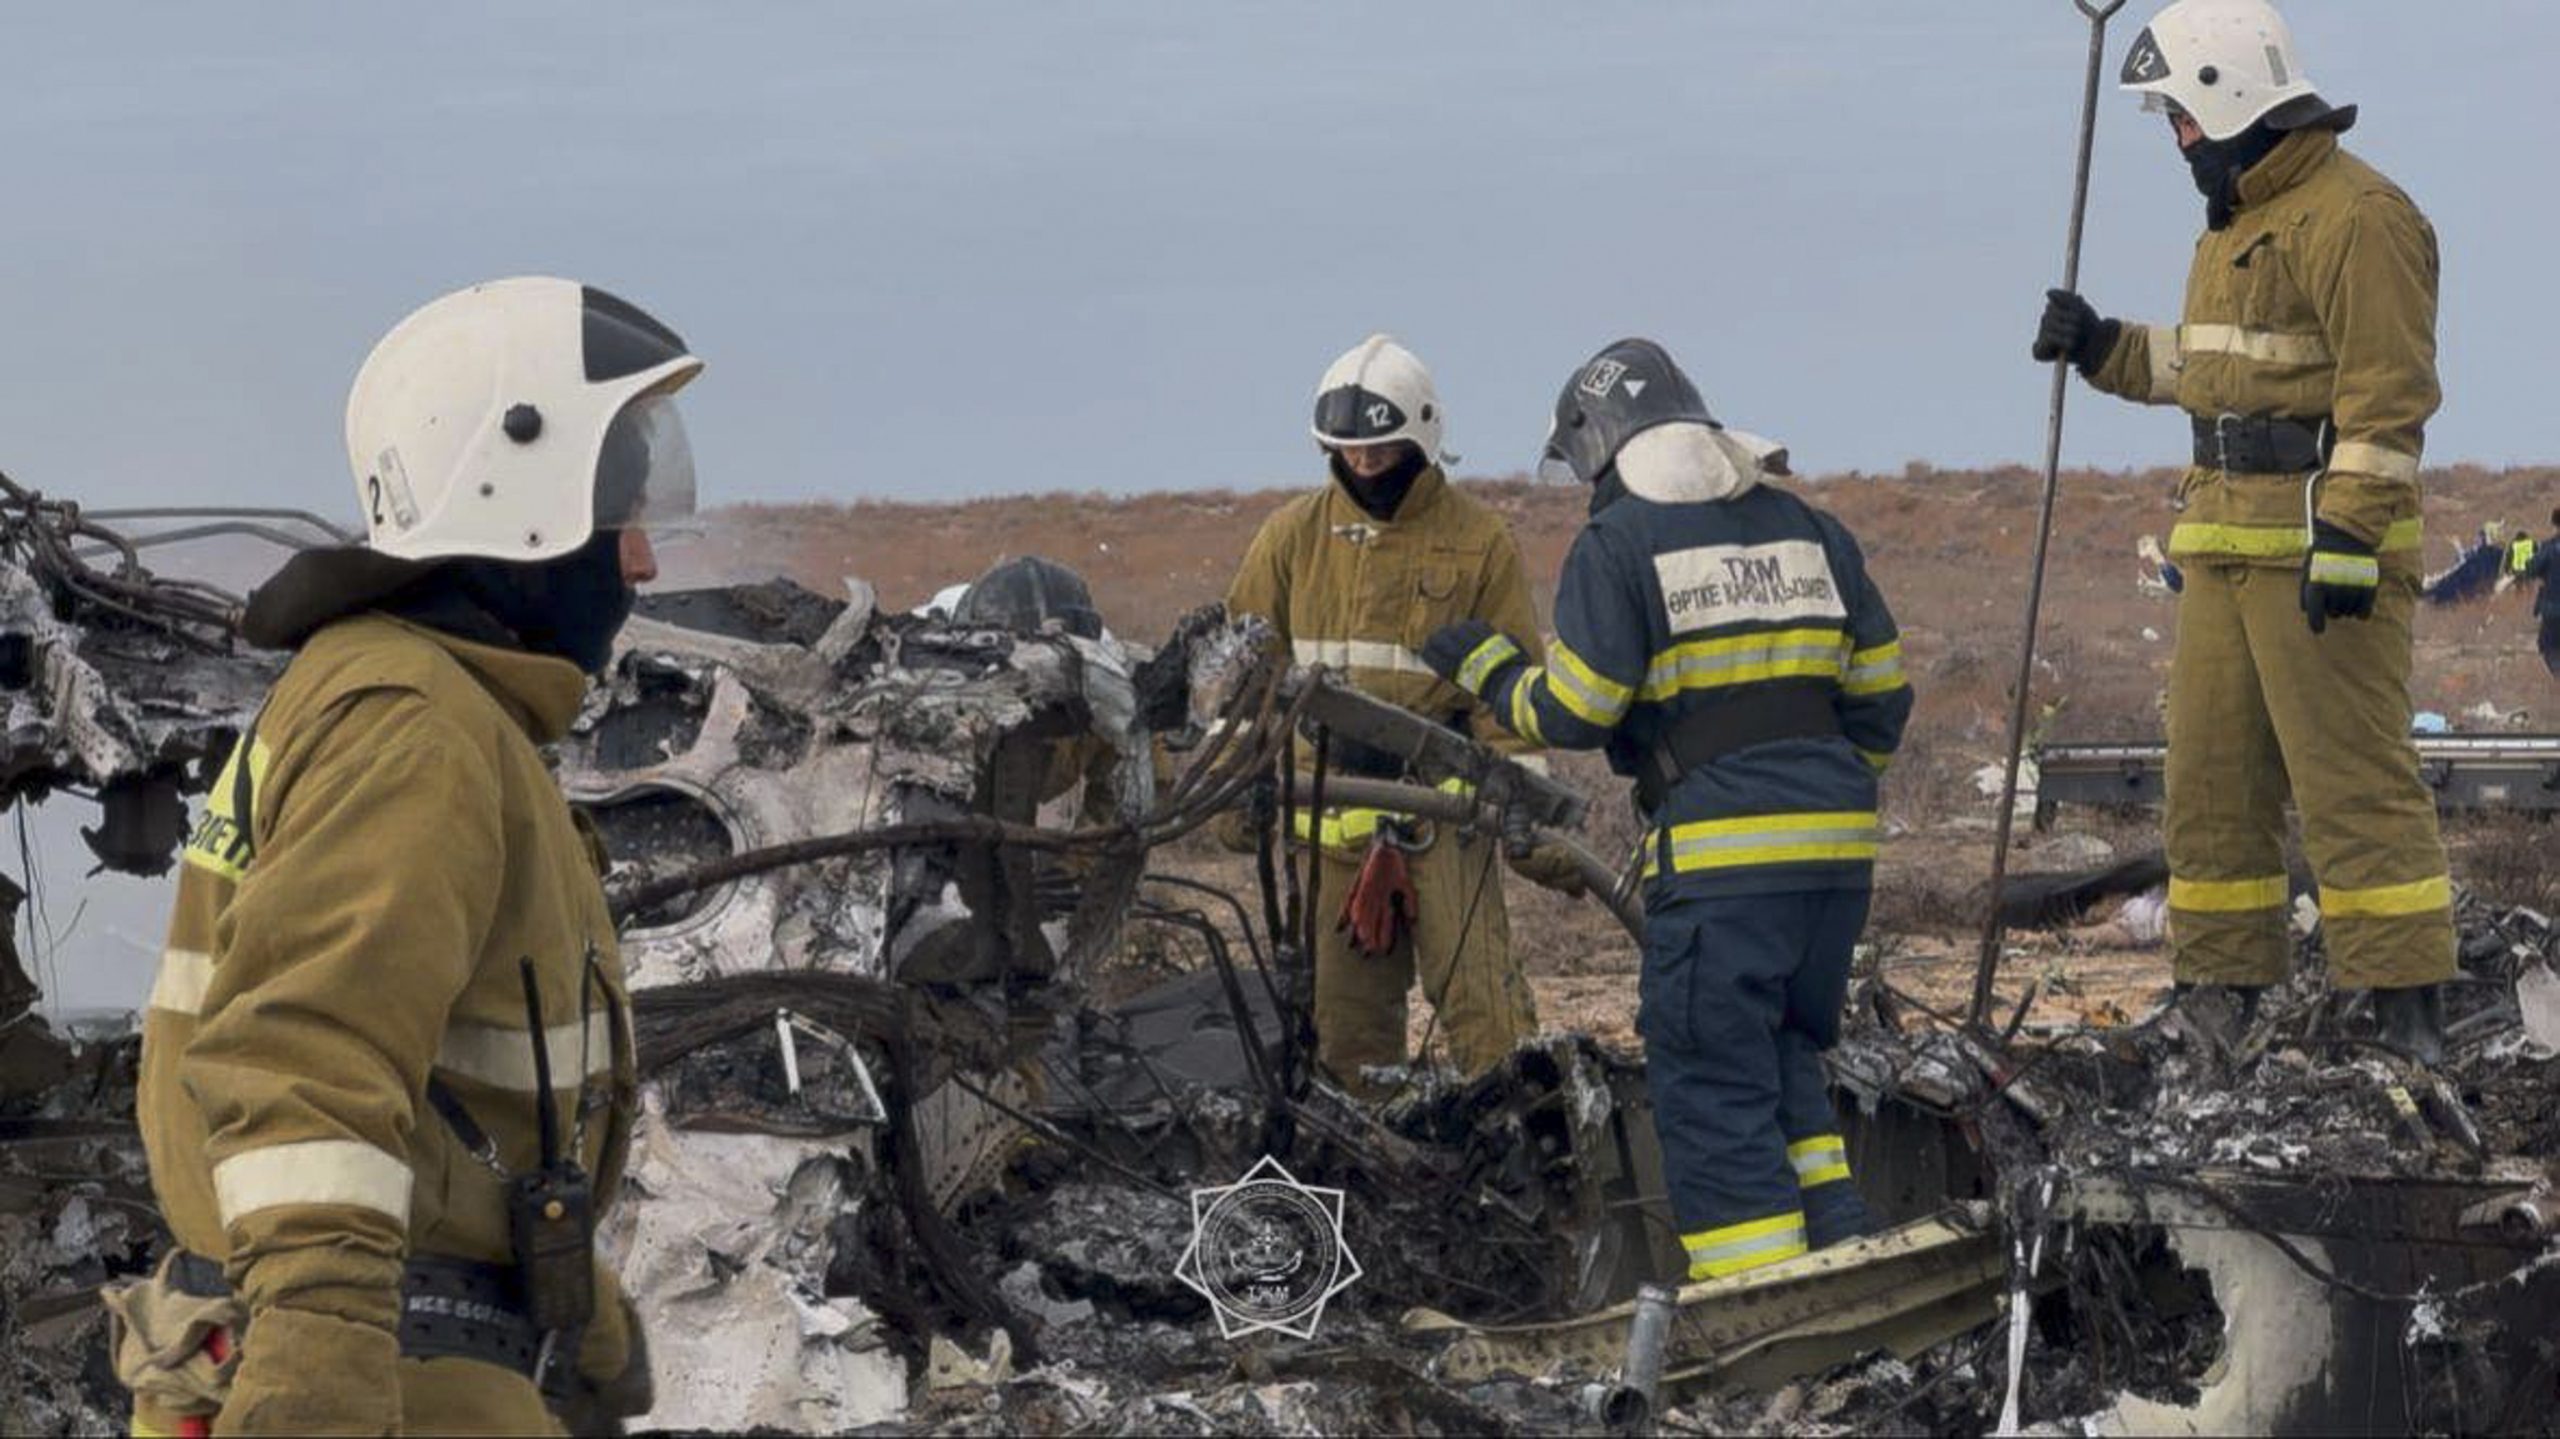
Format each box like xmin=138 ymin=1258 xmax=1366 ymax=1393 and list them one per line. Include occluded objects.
xmin=1338 ymin=837 xmax=1417 ymax=957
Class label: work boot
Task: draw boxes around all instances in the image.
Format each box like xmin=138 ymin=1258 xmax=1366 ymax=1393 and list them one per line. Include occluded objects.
xmin=2372 ymin=984 xmax=2448 ymax=1067
xmin=1802 ymin=1179 xmax=1875 ymax=1251
xmin=2171 ymin=982 xmax=2265 ymax=1053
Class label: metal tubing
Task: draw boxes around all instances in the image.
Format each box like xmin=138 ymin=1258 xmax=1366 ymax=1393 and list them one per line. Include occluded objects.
xmin=1970 ymin=0 xmax=2129 ymax=1030
xmin=1280 ymin=776 xmax=1644 ymax=939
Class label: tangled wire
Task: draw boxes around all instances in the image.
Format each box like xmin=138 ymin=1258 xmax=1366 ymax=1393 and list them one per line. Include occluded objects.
xmin=0 ymin=471 xmax=249 ymax=651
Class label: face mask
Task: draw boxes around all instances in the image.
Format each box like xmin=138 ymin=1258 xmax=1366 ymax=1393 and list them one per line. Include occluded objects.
xmin=2183 ymin=121 xmax=2284 ymax=229
xmin=450 ymin=530 xmax=635 ymax=675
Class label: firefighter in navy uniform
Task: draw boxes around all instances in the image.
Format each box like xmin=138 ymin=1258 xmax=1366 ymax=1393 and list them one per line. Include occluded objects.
xmin=111 ymin=278 xmax=698 ymax=1435
xmin=1425 ymin=340 xmax=1911 ymax=1279
xmin=2035 ymin=0 xmax=2456 ymax=1060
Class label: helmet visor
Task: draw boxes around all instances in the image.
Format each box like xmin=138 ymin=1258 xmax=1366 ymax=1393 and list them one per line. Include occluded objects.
xmin=1312 ymin=385 xmax=1409 ymax=445
xmin=592 ymin=391 xmax=696 ymax=530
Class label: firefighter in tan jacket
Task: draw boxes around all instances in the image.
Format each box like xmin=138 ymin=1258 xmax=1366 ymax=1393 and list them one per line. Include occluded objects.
xmin=115 ymin=278 xmax=700 ymax=1435
xmin=2033 ymin=0 xmax=2454 ymax=1060
xmin=1226 ymin=335 xmax=1571 ymax=1095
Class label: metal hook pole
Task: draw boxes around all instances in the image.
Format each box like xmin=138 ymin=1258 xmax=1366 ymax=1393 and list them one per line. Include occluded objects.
xmin=1969 ymin=0 xmax=2128 ymax=1031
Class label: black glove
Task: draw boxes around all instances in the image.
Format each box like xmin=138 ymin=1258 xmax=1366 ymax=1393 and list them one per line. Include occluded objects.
xmin=1421 ymin=619 xmax=1526 ymax=697
xmin=2300 ymin=521 xmax=2379 ymax=634
xmin=2032 ymin=288 xmax=2122 ymax=374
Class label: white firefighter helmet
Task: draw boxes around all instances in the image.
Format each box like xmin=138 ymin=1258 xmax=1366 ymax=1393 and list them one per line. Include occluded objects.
xmin=2120 ymin=0 xmax=2346 ymax=142
xmin=344 ymin=276 xmax=704 ymax=563
xmin=1310 ymin=333 xmax=1446 ymax=464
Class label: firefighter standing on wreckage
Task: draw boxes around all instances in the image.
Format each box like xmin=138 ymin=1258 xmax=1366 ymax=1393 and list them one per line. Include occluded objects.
xmin=112 ymin=278 xmax=691 ymax=1434
xmin=1423 ymin=339 xmax=1912 ymax=1281
xmin=2033 ymin=0 xmax=2456 ymax=1060
xmin=1224 ymin=334 xmax=1582 ymax=1098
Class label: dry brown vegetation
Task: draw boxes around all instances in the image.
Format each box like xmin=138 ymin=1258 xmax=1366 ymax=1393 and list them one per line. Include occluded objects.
xmin=671 ymin=465 xmax=2560 ymax=1045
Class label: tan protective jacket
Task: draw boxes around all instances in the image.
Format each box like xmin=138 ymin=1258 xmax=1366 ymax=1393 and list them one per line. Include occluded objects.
xmin=2087 ymin=130 xmax=2439 ymax=567
xmin=139 ymin=614 xmax=637 ymax=1420
xmin=1228 ymin=466 xmax=1544 ymax=761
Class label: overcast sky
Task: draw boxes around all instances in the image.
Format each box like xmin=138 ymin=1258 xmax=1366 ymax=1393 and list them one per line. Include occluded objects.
xmin=9 ymin=3 xmax=2556 ymax=1012
xmin=6 ymin=2 xmax=2554 ymax=528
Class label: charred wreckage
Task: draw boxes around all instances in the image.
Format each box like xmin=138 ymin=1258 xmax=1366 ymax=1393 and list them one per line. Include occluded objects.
xmin=2 ymin=478 xmax=2557 ymax=1436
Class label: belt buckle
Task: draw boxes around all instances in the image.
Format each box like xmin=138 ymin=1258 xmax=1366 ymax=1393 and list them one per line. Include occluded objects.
xmin=2212 ymin=411 xmax=2241 ymax=475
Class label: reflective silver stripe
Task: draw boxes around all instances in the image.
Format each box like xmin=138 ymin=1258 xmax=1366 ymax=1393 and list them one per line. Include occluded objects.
xmin=1666 ymin=821 xmax=1877 ymax=862
xmin=435 ymin=1012 xmax=616 ymax=1091
xmin=212 ymin=1139 xmax=412 ymax=1228
xmin=2143 ymin=323 xmax=2183 ymax=401
xmin=1456 ymin=635 xmax=1521 ymax=693
xmin=2307 ymin=552 xmax=2378 ymax=587
xmin=1644 ymin=641 xmax=1844 ymax=691
xmin=1291 ymin=637 xmax=1432 ymax=675
xmin=149 ymin=948 xmax=215 ymax=1016
xmin=1544 ymin=653 xmax=1627 ymax=723
xmin=1511 ymin=754 xmax=1552 ymax=776
xmin=1683 ymin=1218 xmax=1808 ymax=1266
xmin=2328 ymin=440 xmax=2421 ymax=485
xmin=2179 ymin=323 xmax=2331 ymax=366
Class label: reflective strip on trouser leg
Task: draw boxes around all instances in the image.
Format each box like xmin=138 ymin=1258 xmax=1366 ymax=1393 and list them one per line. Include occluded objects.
xmin=2164 ymin=563 xmax=2295 ymax=987
xmin=1684 ymin=1210 xmax=1810 ymax=1279
xmin=1787 ymin=1135 xmax=1850 ymax=1188
xmin=2239 ymin=568 xmax=2456 ymax=988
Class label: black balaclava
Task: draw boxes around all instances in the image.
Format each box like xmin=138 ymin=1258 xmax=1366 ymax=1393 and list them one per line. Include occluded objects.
xmin=385 ymin=529 xmax=634 ymax=675
xmin=1327 ymin=441 xmax=1429 ymax=522
xmin=2186 ymin=120 xmax=2286 ymax=230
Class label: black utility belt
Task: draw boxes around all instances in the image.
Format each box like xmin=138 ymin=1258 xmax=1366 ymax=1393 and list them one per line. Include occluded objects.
xmin=2193 ymin=413 xmax=2332 ymax=475
xmin=169 ymin=1249 xmax=546 ymax=1379
xmin=1636 ymin=686 xmax=1844 ymax=813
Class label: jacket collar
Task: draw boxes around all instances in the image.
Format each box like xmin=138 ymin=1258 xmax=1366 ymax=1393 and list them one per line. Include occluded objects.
xmin=2236 ymin=128 xmax=2338 ymax=212
xmin=376 ymin=614 xmax=589 ymax=744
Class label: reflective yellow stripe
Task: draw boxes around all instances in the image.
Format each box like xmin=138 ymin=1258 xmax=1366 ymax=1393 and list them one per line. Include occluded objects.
xmin=148 ymin=947 xmax=214 ymax=1016
xmin=1841 ymin=640 xmax=1905 ymax=697
xmin=2321 ymin=874 xmax=2452 ymax=920
xmin=1292 ymin=806 xmax=1388 ymax=852
xmin=212 ymin=1139 xmax=412 ymax=1228
xmin=1640 ymin=626 xmax=1849 ymax=702
xmin=1510 ymin=672 xmax=1548 ymax=746
xmin=182 ymin=732 xmax=273 ymax=882
xmin=2143 ymin=323 xmax=2184 ymax=401
xmin=2179 ymin=322 xmax=2332 ymax=366
xmin=2328 ymin=440 xmax=2421 ymax=486
xmin=2168 ymin=874 xmax=2288 ymax=913
xmin=1788 ymin=1135 xmax=1851 ymax=1188
xmin=1455 ymin=634 xmax=1523 ymax=694
xmin=2168 ymin=516 xmax=2423 ymax=558
xmin=436 ymin=1012 xmax=617 ymax=1091
xmin=1683 ymin=1210 xmax=1809 ymax=1279
xmin=1857 ymin=747 xmax=1891 ymax=772
xmin=1646 ymin=811 xmax=1879 ymax=878
xmin=2307 ymin=552 xmax=2379 ymax=587
xmin=1548 ymin=639 xmax=1633 ymax=725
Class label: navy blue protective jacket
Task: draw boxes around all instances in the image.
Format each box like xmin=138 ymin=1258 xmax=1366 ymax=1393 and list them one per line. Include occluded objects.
xmin=1466 ymin=425 xmax=1913 ymax=900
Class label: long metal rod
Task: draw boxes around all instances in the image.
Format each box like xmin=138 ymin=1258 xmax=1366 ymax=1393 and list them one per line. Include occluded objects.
xmin=1970 ymin=0 xmax=2127 ymax=1031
